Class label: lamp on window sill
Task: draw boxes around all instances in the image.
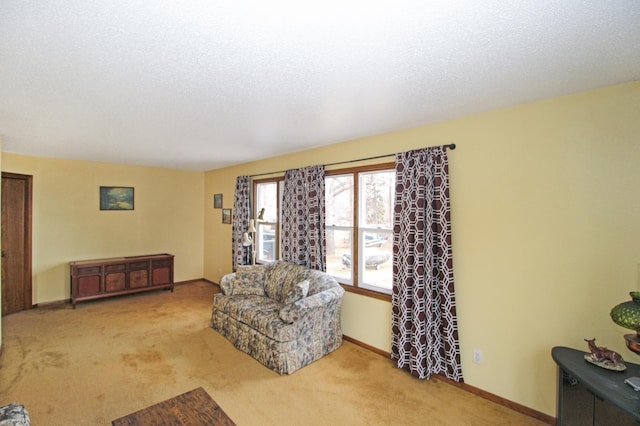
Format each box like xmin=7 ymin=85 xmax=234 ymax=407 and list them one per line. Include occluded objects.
xmin=257 ymin=208 xmax=265 ymax=221
xmin=242 ymin=231 xmax=252 ymax=265
xmin=244 ymin=219 xmax=257 ymax=265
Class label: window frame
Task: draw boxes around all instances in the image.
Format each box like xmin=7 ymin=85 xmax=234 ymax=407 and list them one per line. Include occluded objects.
xmin=253 ymin=177 xmax=283 ymax=264
xmin=326 ymin=162 xmax=394 ymax=302
xmin=251 ymin=162 xmax=394 ymax=301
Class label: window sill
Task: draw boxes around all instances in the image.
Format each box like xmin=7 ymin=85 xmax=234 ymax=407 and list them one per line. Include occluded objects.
xmin=340 ymin=284 xmax=392 ymax=302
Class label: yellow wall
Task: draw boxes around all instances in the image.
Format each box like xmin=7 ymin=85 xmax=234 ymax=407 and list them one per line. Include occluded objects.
xmin=1 ymin=154 xmax=205 ymax=304
xmin=1 ymin=81 xmax=637 ymax=416
xmin=204 ymin=81 xmax=640 ymax=416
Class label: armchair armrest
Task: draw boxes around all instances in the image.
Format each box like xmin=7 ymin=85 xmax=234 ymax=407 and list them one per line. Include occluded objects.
xmin=279 ymin=286 xmax=344 ymax=323
xmin=219 ymin=273 xmax=236 ymax=295
xmin=219 ymin=265 xmax=267 ymax=296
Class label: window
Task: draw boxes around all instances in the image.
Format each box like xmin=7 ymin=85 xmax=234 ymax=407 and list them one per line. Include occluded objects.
xmin=326 ymin=164 xmax=395 ymax=296
xmin=254 ymin=179 xmax=281 ymax=263
xmin=253 ymin=164 xmax=395 ymax=298
xmin=325 ymin=174 xmax=354 ymax=283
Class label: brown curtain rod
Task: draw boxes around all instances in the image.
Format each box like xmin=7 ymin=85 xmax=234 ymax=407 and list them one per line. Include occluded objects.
xmin=250 ymin=143 xmax=456 ymax=178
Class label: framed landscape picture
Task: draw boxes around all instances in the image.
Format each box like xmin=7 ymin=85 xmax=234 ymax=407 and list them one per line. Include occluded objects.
xmin=100 ymin=186 xmax=134 ymax=210
xmin=222 ymin=208 xmax=232 ymax=224
xmin=214 ymin=193 xmax=223 ymax=209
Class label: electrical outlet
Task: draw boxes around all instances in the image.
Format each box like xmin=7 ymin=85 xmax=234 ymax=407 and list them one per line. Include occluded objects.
xmin=473 ymin=349 xmax=483 ymax=364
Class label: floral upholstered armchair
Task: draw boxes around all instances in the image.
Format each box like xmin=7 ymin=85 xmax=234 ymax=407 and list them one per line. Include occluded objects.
xmin=211 ymin=261 xmax=345 ymax=374
xmin=0 ymin=403 xmax=30 ymax=426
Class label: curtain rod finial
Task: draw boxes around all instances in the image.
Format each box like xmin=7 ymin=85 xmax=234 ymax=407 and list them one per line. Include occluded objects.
xmin=446 ymin=144 xmax=456 ymax=150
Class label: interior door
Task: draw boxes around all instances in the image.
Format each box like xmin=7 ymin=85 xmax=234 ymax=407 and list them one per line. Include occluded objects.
xmin=1 ymin=172 xmax=33 ymax=316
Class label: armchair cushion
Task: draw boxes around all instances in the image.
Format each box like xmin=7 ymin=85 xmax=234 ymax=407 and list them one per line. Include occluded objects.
xmin=214 ymin=295 xmax=297 ymax=341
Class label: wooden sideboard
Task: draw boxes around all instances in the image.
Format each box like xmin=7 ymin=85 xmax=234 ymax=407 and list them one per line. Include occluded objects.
xmin=70 ymin=254 xmax=174 ymax=307
xmin=552 ymin=346 xmax=640 ymax=425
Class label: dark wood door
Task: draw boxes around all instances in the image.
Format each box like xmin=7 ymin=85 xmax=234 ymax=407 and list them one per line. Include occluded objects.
xmin=1 ymin=172 xmax=33 ymax=316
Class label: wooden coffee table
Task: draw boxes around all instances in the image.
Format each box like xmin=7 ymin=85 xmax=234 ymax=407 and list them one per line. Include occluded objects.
xmin=112 ymin=387 xmax=235 ymax=425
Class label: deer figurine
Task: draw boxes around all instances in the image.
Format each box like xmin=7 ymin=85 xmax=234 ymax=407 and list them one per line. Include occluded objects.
xmin=585 ymin=338 xmax=623 ymax=367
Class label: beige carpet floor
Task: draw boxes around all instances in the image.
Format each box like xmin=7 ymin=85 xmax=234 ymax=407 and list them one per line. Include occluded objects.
xmin=0 ymin=281 xmax=546 ymax=425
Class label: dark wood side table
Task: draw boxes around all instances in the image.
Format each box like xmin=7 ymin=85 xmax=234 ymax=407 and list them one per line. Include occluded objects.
xmin=552 ymin=346 xmax=640 ymax=425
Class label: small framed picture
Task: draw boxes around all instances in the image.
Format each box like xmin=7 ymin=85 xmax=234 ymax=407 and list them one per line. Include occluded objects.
xmin=222 ymin=208 xmax=232 ymax=224
xmin=100 ymin=186 xmax=134 ymax=211
xmin=214 ymin=194 xmax=223 ymax=209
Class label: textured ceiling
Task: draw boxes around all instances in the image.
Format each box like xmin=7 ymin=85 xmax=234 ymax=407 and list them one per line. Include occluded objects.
xmin=1 ymin=1 xmax=639 ymax=171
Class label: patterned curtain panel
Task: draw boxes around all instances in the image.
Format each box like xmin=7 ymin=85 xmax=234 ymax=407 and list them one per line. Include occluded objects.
xmin=281 ymin=165 xmax=326 ymax=271
xmin=232 ymin=175 xmax=251 ymax=271
xmin=391 ymin=146 xmax=463 ymax=382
